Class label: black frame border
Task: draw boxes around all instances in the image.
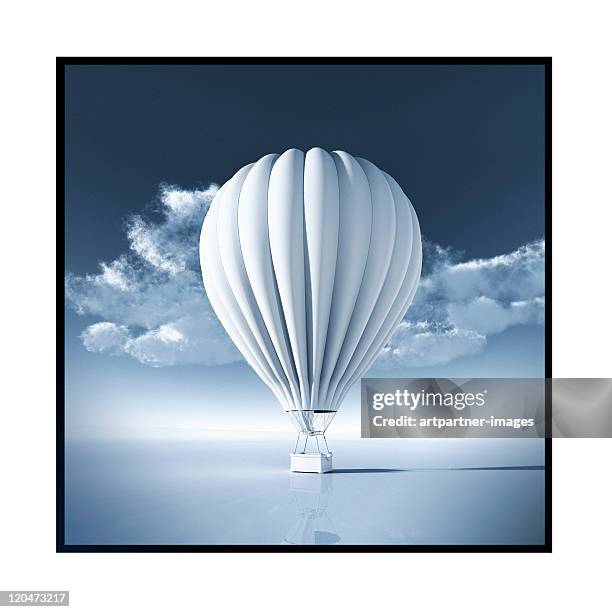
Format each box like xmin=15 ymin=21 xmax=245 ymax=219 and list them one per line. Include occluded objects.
xmin=57 ymin=56 xmax=552 ymax=553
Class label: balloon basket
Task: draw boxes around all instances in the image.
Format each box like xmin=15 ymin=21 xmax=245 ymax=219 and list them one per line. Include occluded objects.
xmin=290 ymin=452 xmax=333 ymax=474
xmin=290 ymin=432 xmax=332 ymax=473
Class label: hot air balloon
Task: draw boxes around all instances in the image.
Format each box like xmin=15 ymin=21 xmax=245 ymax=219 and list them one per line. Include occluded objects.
xmin=200 ymin=148 xmax=422 ymax=472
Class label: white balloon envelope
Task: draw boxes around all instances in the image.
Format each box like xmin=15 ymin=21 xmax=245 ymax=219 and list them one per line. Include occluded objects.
xmin=200 ymin=148 xmax=422 ymax=471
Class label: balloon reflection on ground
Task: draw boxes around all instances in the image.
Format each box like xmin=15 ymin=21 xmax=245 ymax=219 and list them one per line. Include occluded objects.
xmin=282 ymin=474 xmax=340 ymax=545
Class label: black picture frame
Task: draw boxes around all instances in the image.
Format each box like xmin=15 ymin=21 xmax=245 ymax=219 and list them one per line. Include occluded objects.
xmin=57 ymin=57 xmax=552 ymax=553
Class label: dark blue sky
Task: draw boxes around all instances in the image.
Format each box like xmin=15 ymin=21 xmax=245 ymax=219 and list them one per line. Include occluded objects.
xmin=64 ymin=63 xmax=546 ymax=436
xmin=65 ymin=63 xmax=544 ymax=273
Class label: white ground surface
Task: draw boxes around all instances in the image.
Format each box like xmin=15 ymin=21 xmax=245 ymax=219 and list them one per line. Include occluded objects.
xmin=65 ymin=437 xmax=545 ymax=545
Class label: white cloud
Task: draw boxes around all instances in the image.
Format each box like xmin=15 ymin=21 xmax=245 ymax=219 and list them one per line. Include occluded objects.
xmin=66 ymin=179 xmax=544 ymax=369
xmin=66 ymin=183 xmax=241 ymax=367
xmin=81 ymin=322 xmax=130 ymax=356
xmin=160 ymin=184 xmax=218 ymax=219
xmin=124 ymin=184 xmax=218 ymax=276
xmin=378 ymin=322 xmax=486 ymax=368
xmin=378 ymin=239 xmax=545 ymax=368
xmin=124 ymin=317 xmax=239 ymax=367
xmin=433 ymin=240 xmax=544 ymax=303
xmin=447 ymin=296 xmax=544 ymax=336
xmin=127 ymin=217 xmax=186 ymax=275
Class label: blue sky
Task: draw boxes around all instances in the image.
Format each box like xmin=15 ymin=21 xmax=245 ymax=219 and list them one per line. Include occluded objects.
xmin=64 ymin=64 xmax=545 ymax=437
